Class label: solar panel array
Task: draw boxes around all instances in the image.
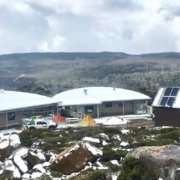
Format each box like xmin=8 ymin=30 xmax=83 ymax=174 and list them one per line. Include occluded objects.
xmin=159 ymin=87 xmax=179 ymax=107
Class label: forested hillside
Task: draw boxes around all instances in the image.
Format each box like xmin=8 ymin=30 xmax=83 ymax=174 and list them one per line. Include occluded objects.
xmin=0 ymin=52 xmax=180 ymax=98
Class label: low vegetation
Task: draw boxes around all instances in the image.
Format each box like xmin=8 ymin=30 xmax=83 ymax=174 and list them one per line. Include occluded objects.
xmin=19 ymin=126 xmax=180 ymax=179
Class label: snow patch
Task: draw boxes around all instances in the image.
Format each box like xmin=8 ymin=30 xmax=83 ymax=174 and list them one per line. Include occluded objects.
xmin=84 ymin=142 xmax=103 ymax=156
xmin=82 ymin=137 xmax=100 ymax=143
xmin=110 ymin=160 xmax=120 ymax=166
xmin=13 ymin=154 xmax=28 ymax=173
xmin=0 ymin=140 xmax=9 ymax=149
xmin=120 ymin=141 xmax=129 ymax=147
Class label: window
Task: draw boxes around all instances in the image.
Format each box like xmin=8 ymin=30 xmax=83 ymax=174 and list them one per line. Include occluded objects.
xmin=85 ymin=106 xmax=94 ymax=113
xmin=37 ymin=121 xmax=47 ymax=125
xmin=118 ymin=102 xmax=123 ymax=107
xmin=159 ymin=87 xmax=179 ymax=107
xmin=105 ymin=102 xmax=112 ymax=108
xmin=8 ymin=112 xmax=15 ymax=121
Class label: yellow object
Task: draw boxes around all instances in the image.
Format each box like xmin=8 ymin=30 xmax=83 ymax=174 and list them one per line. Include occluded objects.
xmin=80 ymin=115 xmax=96 ymax=127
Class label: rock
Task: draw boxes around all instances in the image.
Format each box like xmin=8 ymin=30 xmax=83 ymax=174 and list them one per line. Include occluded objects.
xmin=0 ymin=133 xmax=21 ymax=162
xmin=51 ymin=142 xmax=102 ymax=175
xmin=0 ymin=141 xmax=14 ymax=162
xmin=126 ymin=145 xmax=180 ymax=180
xmin=26 ymin=149 xmax=46 ymax=168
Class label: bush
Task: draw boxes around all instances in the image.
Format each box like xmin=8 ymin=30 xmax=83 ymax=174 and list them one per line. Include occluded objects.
xmin=118 ymin=157 xmax=156 ymax=180
xmin=70 ymin=169 xmax=109 ymax=180
xmin=101 ymin=147 xmax=127 ymax=162
xmin=19 ymin=130 xmax=33 ymax=147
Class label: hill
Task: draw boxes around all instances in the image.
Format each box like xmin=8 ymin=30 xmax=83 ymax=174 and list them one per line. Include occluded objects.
xmin=0 ymin=52 xmax=180 ymax=97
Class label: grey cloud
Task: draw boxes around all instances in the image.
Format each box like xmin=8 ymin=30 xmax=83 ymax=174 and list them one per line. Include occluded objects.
xmin=103 ymin=0 xmax=142 ymax=12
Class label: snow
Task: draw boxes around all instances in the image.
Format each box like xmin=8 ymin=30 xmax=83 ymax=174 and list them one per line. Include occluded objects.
xmin=0 ymin=90 xmax=58 ymax=111
xmin=13 ymin=154 xmax=28 ymax=173
xmin=121 ymin=129 xmax=130 ymax=134
xmin=13 ymin=167 xmax=21 ymax=179
xmin=110 ymin=160 xmax=120 ymax=166
xmin=31 ymin=172 xmax=42 ymax=179
xmin=120 ymin=141 xmax=129 ymax=147
xmin=102 ymin=140 xmax=109 ymax=146
xmin=98 ymin=133 xmax=109 ymax=140
xmin=82 ymin=137 xmax=100 ymax=143
xmin=43 ymin=162 xmax=50 ymax=167
xmin=10 ymin=134 xmax=21 ymax=147
xmin=112 ymin=135 xmax=121 ymax=141
xmin=36 ymin=151 xmax=46 ymax=161
xmin=53 ymin=87 xmax=150 ymax=106
xmin=84 ymin=142 xmax=103 ymax=156
xmin=22 ymin=173 xmax=31 ymax=179
xmin=31 ymin=150 xmax=46 ymax=161
xmin=95 ymin=116 xmax=128 ymax=125
xmin=4 ymin=160 xmax=16 ymax=172
xmin=0 ymin=140 xmax=9 ymax=149
xmin=33 ymin=164 xmax=46 ymax=174
xmin=10 ymin=147 xmax=28 ymax=158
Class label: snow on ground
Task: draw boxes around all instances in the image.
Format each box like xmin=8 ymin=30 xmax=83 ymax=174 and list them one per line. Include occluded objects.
xmin=13 ymin=154 xmax=28 ymax=173
xmin=110 ymin=160 xmax=120 ymax=166
xmin=121 ymin=129 xmax=130 ymax=134
xmin=0 ymin=141 xmax=9 ymax=149
xmin=95 ymin=116 xmax=127 ymax=125
xmin=84 ymin=142 xmax=103 ymax=156
xmin=120 ymin=141 xmax=129 ymax=147
xmin=82 ymin=137 xmax=100 ymax=143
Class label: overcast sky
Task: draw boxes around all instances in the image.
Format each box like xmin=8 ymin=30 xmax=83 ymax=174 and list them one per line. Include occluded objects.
xmin=0 ymin=0 xmax=180 ymax=55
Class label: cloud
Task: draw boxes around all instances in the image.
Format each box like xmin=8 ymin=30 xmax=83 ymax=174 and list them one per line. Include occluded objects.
xmin=0 ymin=0 xmax=180 ymax=54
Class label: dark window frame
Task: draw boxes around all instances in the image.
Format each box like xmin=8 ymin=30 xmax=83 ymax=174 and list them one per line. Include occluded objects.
xmin=8 ymin=112 xmax=16 ymax=121
xmin=105 ymin=102 xmax=112 ymax=108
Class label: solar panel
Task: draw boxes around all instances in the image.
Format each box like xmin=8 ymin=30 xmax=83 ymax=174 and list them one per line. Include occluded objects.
xmin=164 ymin=87 xmax=172 ymax=96
xmin=160 ymin=97 xmax=168 ymax=106
xmin=171 ymin=88 xmax=179 ymax=96
xmin=167 ymin=97 xmax=175 ymax=106
xmin=159 ymin=87 xmax=179 ymax=107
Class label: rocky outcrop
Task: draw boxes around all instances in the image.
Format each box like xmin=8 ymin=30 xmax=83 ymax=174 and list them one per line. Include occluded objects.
xmin=0 ymin=133 xmax=21 ymax=162
xmin=126 ymin=145 xmax=180 ymax=180
xmin=51 ymin=142 xmax=103 ymax=175
xmin=1 ymin=147 xmax=54 ymax=179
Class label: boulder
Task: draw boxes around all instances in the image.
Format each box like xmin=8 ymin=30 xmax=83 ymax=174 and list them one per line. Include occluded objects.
xmin=0 ymin=133 xmax=21 ymax=162
xmin=0 ymin=141 xmax=14 ymax=162
xmin=126 ymin=145 xmax=180 ymax=180
xmin=51 ymin=142 xmax=102 ymax=175
xmin=26 ymin=149 xmax=46 ymax=168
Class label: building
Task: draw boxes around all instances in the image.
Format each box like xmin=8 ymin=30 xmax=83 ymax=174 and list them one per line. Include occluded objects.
xmin=152 ymin=86 xmax=180 ymax=127
xmin=53 ymin=87 xmax=151 ymax=118
xmin=0 ymin=90 xmax=58 ymax=129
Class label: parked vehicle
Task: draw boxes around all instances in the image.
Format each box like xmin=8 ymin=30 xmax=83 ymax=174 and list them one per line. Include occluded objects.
xmin=23 ymin=118 xmax=58 ymax=130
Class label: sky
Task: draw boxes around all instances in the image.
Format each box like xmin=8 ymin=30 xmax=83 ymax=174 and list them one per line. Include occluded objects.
xmin=0 ymin=0 xmax=180 ymax=55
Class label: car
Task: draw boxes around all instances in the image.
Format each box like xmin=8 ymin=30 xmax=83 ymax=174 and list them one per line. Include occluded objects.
xmin=24 ymin=118 xmax=58 ymax=131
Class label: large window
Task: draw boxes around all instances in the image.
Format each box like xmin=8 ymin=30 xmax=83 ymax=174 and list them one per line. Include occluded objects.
xmin=135 ymin=101 xmax=147 ymax=114
xmin=8 ymin=112 xmax=15 ymax=121
xmin=159 ymin=87 xmax=179 ymax=107
xmin=105 ymin=102 xmax=112 ymax=108
xmin=85 ymin=105 xmax=94 ymax=113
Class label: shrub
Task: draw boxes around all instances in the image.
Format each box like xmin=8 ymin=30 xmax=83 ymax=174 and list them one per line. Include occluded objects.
xmin=19 ymin=130 xmax=33 ymax=147
xmin=70 ymin=169 xmax=109 ymax=180
xmin=101 ymin=147 xmax=127 ymax=162
xmin=118 ymin=157 xmax=157 ymax=180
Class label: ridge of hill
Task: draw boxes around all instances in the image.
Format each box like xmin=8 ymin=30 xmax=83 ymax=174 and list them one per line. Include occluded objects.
xmin=0 ymin=52 xmax=180 ymax=97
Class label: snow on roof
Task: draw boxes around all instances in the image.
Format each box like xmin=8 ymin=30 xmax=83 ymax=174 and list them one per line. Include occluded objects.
xmin=0 ymin=90 xmax=58 ymax=112
xmin=53 ymin=87 xmax=151 ymax=106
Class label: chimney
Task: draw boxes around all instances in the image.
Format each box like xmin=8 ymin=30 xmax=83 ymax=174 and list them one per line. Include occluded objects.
xmin=83 ymin=89 xmax=87 ymax=95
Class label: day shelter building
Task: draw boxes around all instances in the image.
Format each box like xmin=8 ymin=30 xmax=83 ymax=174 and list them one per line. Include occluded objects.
xmin=152 ymin=86 xmax=180 ymax=127
xmin=53 ymin=87 xmax=151 ymax=118
xmin=0 ymin=90 xmax=58 ymax=129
